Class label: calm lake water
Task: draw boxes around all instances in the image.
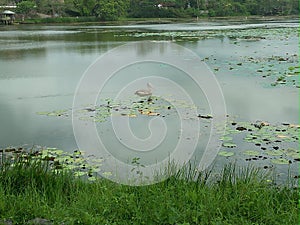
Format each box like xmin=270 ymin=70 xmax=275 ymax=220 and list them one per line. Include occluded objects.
xmin=0 ymin=19 xmax=299 ymax=182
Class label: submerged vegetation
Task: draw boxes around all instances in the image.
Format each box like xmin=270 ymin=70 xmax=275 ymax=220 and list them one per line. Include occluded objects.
xmin=0 ymin=149 xmax=298 ymax=225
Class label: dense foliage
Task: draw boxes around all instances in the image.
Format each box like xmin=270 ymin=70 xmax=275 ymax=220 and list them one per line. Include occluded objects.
xmin=0 ymin=0 xmax=299 ymax=21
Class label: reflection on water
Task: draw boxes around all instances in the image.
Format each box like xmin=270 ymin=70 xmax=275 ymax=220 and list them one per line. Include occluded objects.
xmin=0 ymin=20 xmax=298 ymax=180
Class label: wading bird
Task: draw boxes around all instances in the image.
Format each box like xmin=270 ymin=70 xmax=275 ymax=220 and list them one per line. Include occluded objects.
xmin=134 ymin=83 xmax=153 ymax=97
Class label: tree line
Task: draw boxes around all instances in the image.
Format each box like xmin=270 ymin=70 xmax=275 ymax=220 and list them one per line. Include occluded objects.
xmin=1 ymin=0 xmax=299 ymax=21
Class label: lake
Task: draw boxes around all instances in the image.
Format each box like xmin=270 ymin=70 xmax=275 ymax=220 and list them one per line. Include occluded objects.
xmin=0 ymin=19 xmax=298 ymax=184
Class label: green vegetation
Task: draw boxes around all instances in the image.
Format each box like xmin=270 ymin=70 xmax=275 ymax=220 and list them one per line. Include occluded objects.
xmin=15 ymin=1 xmax=35 ymax=17
xmin=0 ymin=151 xmax=298 ymax=224
xmin=0 ymin=0 xmax=299 ymax=22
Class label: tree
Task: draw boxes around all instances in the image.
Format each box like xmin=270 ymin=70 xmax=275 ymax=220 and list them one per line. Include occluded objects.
xmin=72 ymin=0 xmax=97 ymax=16
xmin=94 ymin=0 xmax=129 ymax=20
xmin=16 ymin=1 xmax=36 ymax=19
xmin=12 ymin=0 xmax=298 ymax=19
xmin=128 ymin=0 xmax=160 ymax=18
xmin=35 ymin=0 xmax=65 ymax=16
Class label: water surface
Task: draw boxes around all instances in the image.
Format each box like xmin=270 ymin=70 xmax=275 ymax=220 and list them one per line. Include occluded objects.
xmin=0 ymin=19 xmax=298 ymax=180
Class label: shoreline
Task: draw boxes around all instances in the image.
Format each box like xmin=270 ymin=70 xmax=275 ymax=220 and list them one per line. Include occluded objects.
xmin=9 ymin=14 xmax=299 ymax=26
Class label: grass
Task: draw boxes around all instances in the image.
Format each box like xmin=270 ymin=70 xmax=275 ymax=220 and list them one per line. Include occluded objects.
xmin=0 ymin=154 xmax=298 ymax=225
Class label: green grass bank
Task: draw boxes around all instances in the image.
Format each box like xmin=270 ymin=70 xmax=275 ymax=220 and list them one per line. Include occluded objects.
xmin=0 ymin=154 xmax=298 ymax=225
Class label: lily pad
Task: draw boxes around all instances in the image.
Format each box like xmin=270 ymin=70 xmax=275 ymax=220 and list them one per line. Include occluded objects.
xmin=243 ymin=150 xmax=260 ymax=156
xmin=271 ymin=158 xmax=290 ymax=165
xmin=50 ymin=149 xmax=64 ymax=155
xmin=265 ymin=150 xmax=284 ymax=156
xmin=36 ymin=110 xmax=68 ymax=117
xmin=88 ymin=177 xmax=97 ymax=181
xmin=222 ymin=142 xmax=237 ymax=148
xmin=225 ymin=128 xmax=241 ymax=135
xmin=285 ymin=148 xmax=300 ymax=158
xmin=218 ymin=151 xmax=235 ymax=157
xmin=220 ymin=136 xmax=233 ymax=141
xmin=74 ymin=171 xmax=86 ymax=177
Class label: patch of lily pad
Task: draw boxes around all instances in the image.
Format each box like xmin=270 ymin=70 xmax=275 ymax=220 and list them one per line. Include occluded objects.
xmin=36 ymin=98 xmax=299 ymax=169
xmin=199 ymin=28 xmax=299 ymax=88
xmin=36 ymin=110 xmax=69 ymax=117
xmin=218 ymin=117 xmax=299 ymax=167
xmin=0 ymin=146 xmax=104 ymax=181
xmin=204 ymin=53 xmax=299 ymax=88
xmin=37 ymin=95 xmax=211 ymax=123
xmin=116 ymin=27 xmax=297 ymax=43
